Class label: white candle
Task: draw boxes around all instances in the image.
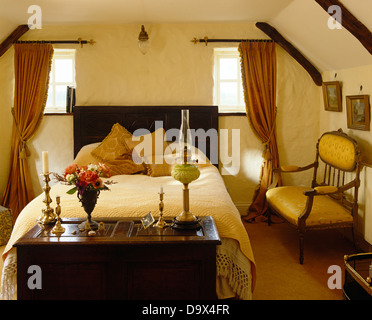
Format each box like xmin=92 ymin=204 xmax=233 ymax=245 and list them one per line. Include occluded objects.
xmin=42 ymin=151 xmax=49 ymax=174
xmin=160 ymin=185 xmax=163 ymax=194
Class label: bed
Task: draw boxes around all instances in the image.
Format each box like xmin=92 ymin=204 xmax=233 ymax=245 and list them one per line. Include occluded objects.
xmin=0 ymin=105 xmax=256 ymax=300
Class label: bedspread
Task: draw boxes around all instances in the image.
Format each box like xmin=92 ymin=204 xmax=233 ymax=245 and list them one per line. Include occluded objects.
xmin=1 ymin=165 xmax=255 ymax=300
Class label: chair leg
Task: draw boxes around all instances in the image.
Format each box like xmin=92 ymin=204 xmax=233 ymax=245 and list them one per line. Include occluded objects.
xmin=299 ymin=231 xmax=304 ymax=264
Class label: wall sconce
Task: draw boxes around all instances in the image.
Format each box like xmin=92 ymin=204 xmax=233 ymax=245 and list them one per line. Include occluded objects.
xmin=138 ymin=25 xmax=150 ymax=55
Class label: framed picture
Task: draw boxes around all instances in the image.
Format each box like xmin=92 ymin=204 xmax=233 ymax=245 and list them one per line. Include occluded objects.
xmin=141 ymin=212 xmax=155 ymax=229
xmin=322 ymin=81 xmax=342 ymax=111
xmin=346 ymin=95 xmax=370 ymax=131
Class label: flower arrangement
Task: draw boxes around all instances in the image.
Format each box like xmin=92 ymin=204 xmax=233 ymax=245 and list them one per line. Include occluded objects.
xmin=54 ymin=163 xmax=114 ymax=195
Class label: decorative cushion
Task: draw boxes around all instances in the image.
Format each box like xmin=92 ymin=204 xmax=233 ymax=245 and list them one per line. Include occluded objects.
xmin=318 ymin=133 xmax=356 ymax=171
xmin=124 ymin=127 xmax=168 ymax=158
xmin=103 ymin=152 xmax=145 ymax=176
xmin=0 ymin=206 xmax=13 ymax=246
xmin=73 ymin=142 xmax=101 ymax=166
xmin=91 ymin=123 xmax=132 ymax=162
xmin=143 ymin=154 xmax=177 ymax=177
xmin=266 ymin=186 xmax=353 ymax=227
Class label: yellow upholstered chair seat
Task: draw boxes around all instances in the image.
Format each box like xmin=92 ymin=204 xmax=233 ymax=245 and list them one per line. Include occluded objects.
xmin=266 ymin=186 xmax=353 ymax=227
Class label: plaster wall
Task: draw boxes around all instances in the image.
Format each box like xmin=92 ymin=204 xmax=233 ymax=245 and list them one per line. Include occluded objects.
xmin=322 ymin=65 xmax=372 ymax=244
xmin=0 ymin=23 xmax=320 ymax=217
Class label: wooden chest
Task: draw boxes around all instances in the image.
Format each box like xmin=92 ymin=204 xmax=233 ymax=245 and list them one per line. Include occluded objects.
xmin=15 ymin=216 xmax=220 ymax=300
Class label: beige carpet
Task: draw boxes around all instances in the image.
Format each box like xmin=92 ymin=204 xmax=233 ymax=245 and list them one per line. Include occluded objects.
xmin=244 ymin=219 xmax=356 ymax=300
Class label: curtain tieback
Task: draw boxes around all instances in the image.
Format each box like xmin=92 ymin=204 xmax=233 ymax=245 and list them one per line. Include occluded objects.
xmin=262 ymin=107 xmax=277 ymax=161
xmin=11 ymin=108 xmax=31 ymax=159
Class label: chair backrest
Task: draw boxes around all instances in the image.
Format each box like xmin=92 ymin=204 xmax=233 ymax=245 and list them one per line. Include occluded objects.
xmin=314 ymin=129 xmax=361 ymax=212
xmin=318 ymin=130 xmax=359 ymax=172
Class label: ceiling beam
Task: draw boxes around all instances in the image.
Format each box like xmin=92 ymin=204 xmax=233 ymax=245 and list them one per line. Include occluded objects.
xmin=314 ymin=0 xmax=372 ymax=54
xmin=256 ymin=22 xmax=323 ymax=86
xmin=0 ymin=24 xmax=29 ymax=58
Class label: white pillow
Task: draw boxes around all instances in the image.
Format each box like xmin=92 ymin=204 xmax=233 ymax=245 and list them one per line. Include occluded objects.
xmin=72 ymin=142 xmax=101 ymax=166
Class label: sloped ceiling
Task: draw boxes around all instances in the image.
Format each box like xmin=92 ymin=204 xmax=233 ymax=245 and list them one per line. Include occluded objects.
xmin=270 ymin=0 xmax=372 ymax=71
xmin=0 ymin=0 xmax=371 ymax=72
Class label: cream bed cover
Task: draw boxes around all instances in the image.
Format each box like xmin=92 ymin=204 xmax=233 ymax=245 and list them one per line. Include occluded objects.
xmin=0 ymin=165 xmax=255 ymax=300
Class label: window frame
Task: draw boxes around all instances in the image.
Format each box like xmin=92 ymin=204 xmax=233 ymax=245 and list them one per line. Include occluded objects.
xmin=45 ymin=49 xmax=76 ymax=114
xmin=213 ymin=48 xmax=246 ymax=114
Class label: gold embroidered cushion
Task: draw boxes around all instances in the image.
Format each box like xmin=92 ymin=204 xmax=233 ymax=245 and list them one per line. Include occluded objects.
xmin=104 ymin=152 xmax=145 ymax=176
xmin=91 ymin=123 xmax=132 ymax=162
xmin=266 ymin=186 xmax=353 ymax=227
xmin=143 ymin=154 xmax=176 ymax=177
xmin=124 ymin=127 xmax=169 ymax=158
xmin=318 ymin=133 xmax=356 ymax=171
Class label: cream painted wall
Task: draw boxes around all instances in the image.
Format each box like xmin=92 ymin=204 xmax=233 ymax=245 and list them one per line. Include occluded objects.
xmin=0 ymin=23 xmax=320 ymax=217
xmin=321 ymin=65 xmax=372 ymax=244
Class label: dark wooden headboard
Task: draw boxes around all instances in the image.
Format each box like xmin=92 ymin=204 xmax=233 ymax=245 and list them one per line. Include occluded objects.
xmin=73 ymin=105 xmax=219 ymax=165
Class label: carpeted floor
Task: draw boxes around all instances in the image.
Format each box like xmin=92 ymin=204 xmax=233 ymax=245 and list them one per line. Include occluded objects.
xmin=243 ymin=218 xmax=356 ymax=300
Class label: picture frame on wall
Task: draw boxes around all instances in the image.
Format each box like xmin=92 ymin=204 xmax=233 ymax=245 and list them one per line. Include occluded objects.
xmin=322 ymin=81 xmax=342 ymax=112
xmin=346 ymin=95 xmax=370 ymax=131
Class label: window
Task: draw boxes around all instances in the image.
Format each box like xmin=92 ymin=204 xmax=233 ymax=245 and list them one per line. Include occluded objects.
xmin=45 ymin=49 xmax=76 ymax=113
xmin=214 ymin=48 xmax=245 ymax=113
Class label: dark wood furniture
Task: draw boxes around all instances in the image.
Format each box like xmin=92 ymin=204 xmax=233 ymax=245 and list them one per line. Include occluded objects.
xmin=343 ymin=253 xmax=372 ymax=300
xmin=73 ymin=105 xmax=219 ymax=166
xmin=15 ymin=216 xmax=221 ymax=300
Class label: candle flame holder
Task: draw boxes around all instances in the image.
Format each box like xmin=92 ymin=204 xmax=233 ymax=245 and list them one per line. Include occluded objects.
xmin=37 ymin=173 xmax=57 ymax=225
xmin=52 ymin=196 xmax=65 ymax=234
xmin=154 ymin=191 xmax=168 ymax=229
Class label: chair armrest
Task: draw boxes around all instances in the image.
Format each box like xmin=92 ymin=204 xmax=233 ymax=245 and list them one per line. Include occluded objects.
xmin=267 ymin=162 xmax=317 ymax=190
xmin=281 ymin=165 xmax=301 ymax=172
xmin=314 ymin=186 xmax=338 ymax=194
xmin=303 ymin=180 xmax=357 ymax=197
xmin=300 ymin=185 xmax=340 ymax=222
xmin=304 ymin=186 xmax=339 ymax=196
xmin=280 ymin=163 xmax=317 ymax=173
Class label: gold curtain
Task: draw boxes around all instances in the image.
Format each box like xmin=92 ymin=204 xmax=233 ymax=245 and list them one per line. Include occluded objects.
xmin=2 ymin=43 xmax=53 ymax=222
xmin=239 ymin=41 xmax=281 ymax=220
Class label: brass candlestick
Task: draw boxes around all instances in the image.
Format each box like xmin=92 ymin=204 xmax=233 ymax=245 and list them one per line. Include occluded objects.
xmin=52 ymin=196 xmax=65 ymax=235
xmin=37 ymin=173 xmax=56 ymax=225
xmin=154 ymin=191 xmax=168 ymax=229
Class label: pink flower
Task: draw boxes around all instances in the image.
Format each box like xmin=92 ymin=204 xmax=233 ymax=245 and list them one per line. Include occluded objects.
xmin=64 ymin=163 xmax=78 ymax=177
xmin=60 ymin=162 xmax=113 ymax=195
xmin=79 ymin=170 xmax=99 ymax=185
xmin=98 ymin=163 xmax=111 ymax=178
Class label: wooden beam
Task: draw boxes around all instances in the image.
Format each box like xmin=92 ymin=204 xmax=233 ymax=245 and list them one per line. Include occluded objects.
xmin=314 ymin=0 xmax=372 ymax=55
xmin=0 ymin=24 xmax=29 ymax=57
xmin=255 ymin=22 xmax=323 ymax=86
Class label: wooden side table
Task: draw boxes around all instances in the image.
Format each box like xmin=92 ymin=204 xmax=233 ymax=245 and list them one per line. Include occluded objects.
xmin=343 ymin=253 xmax=372 ymax=300
xmin=15 ymin=216 xmax=221 ymax=300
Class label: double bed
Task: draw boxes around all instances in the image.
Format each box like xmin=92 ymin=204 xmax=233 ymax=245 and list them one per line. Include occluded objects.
xmin=1 ymin=105 xmax=255 ymax=300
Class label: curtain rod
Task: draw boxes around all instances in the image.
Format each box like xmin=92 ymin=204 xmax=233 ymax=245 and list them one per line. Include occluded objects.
xmin=191 ymin=37 xmax=273 ymax=46
xmin=15 ymin=38 xmax=95 ymax=47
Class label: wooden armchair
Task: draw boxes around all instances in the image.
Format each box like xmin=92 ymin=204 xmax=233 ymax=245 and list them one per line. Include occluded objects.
xmin=266 ymin=129 xmax=362 ymax=264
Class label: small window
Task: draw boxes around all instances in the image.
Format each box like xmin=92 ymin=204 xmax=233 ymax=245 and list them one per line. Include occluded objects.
xmin=45 ymin=49 xmax=76 ymax=113
xmin=214 ymin=48 xmax=245 ymax=113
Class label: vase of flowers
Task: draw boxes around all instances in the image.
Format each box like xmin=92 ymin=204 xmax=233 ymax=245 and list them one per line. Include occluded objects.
xmin=55 ymin=163 xmax=113 ymax=230
xmin=77 ymin=188 xmax=100 ymax=230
